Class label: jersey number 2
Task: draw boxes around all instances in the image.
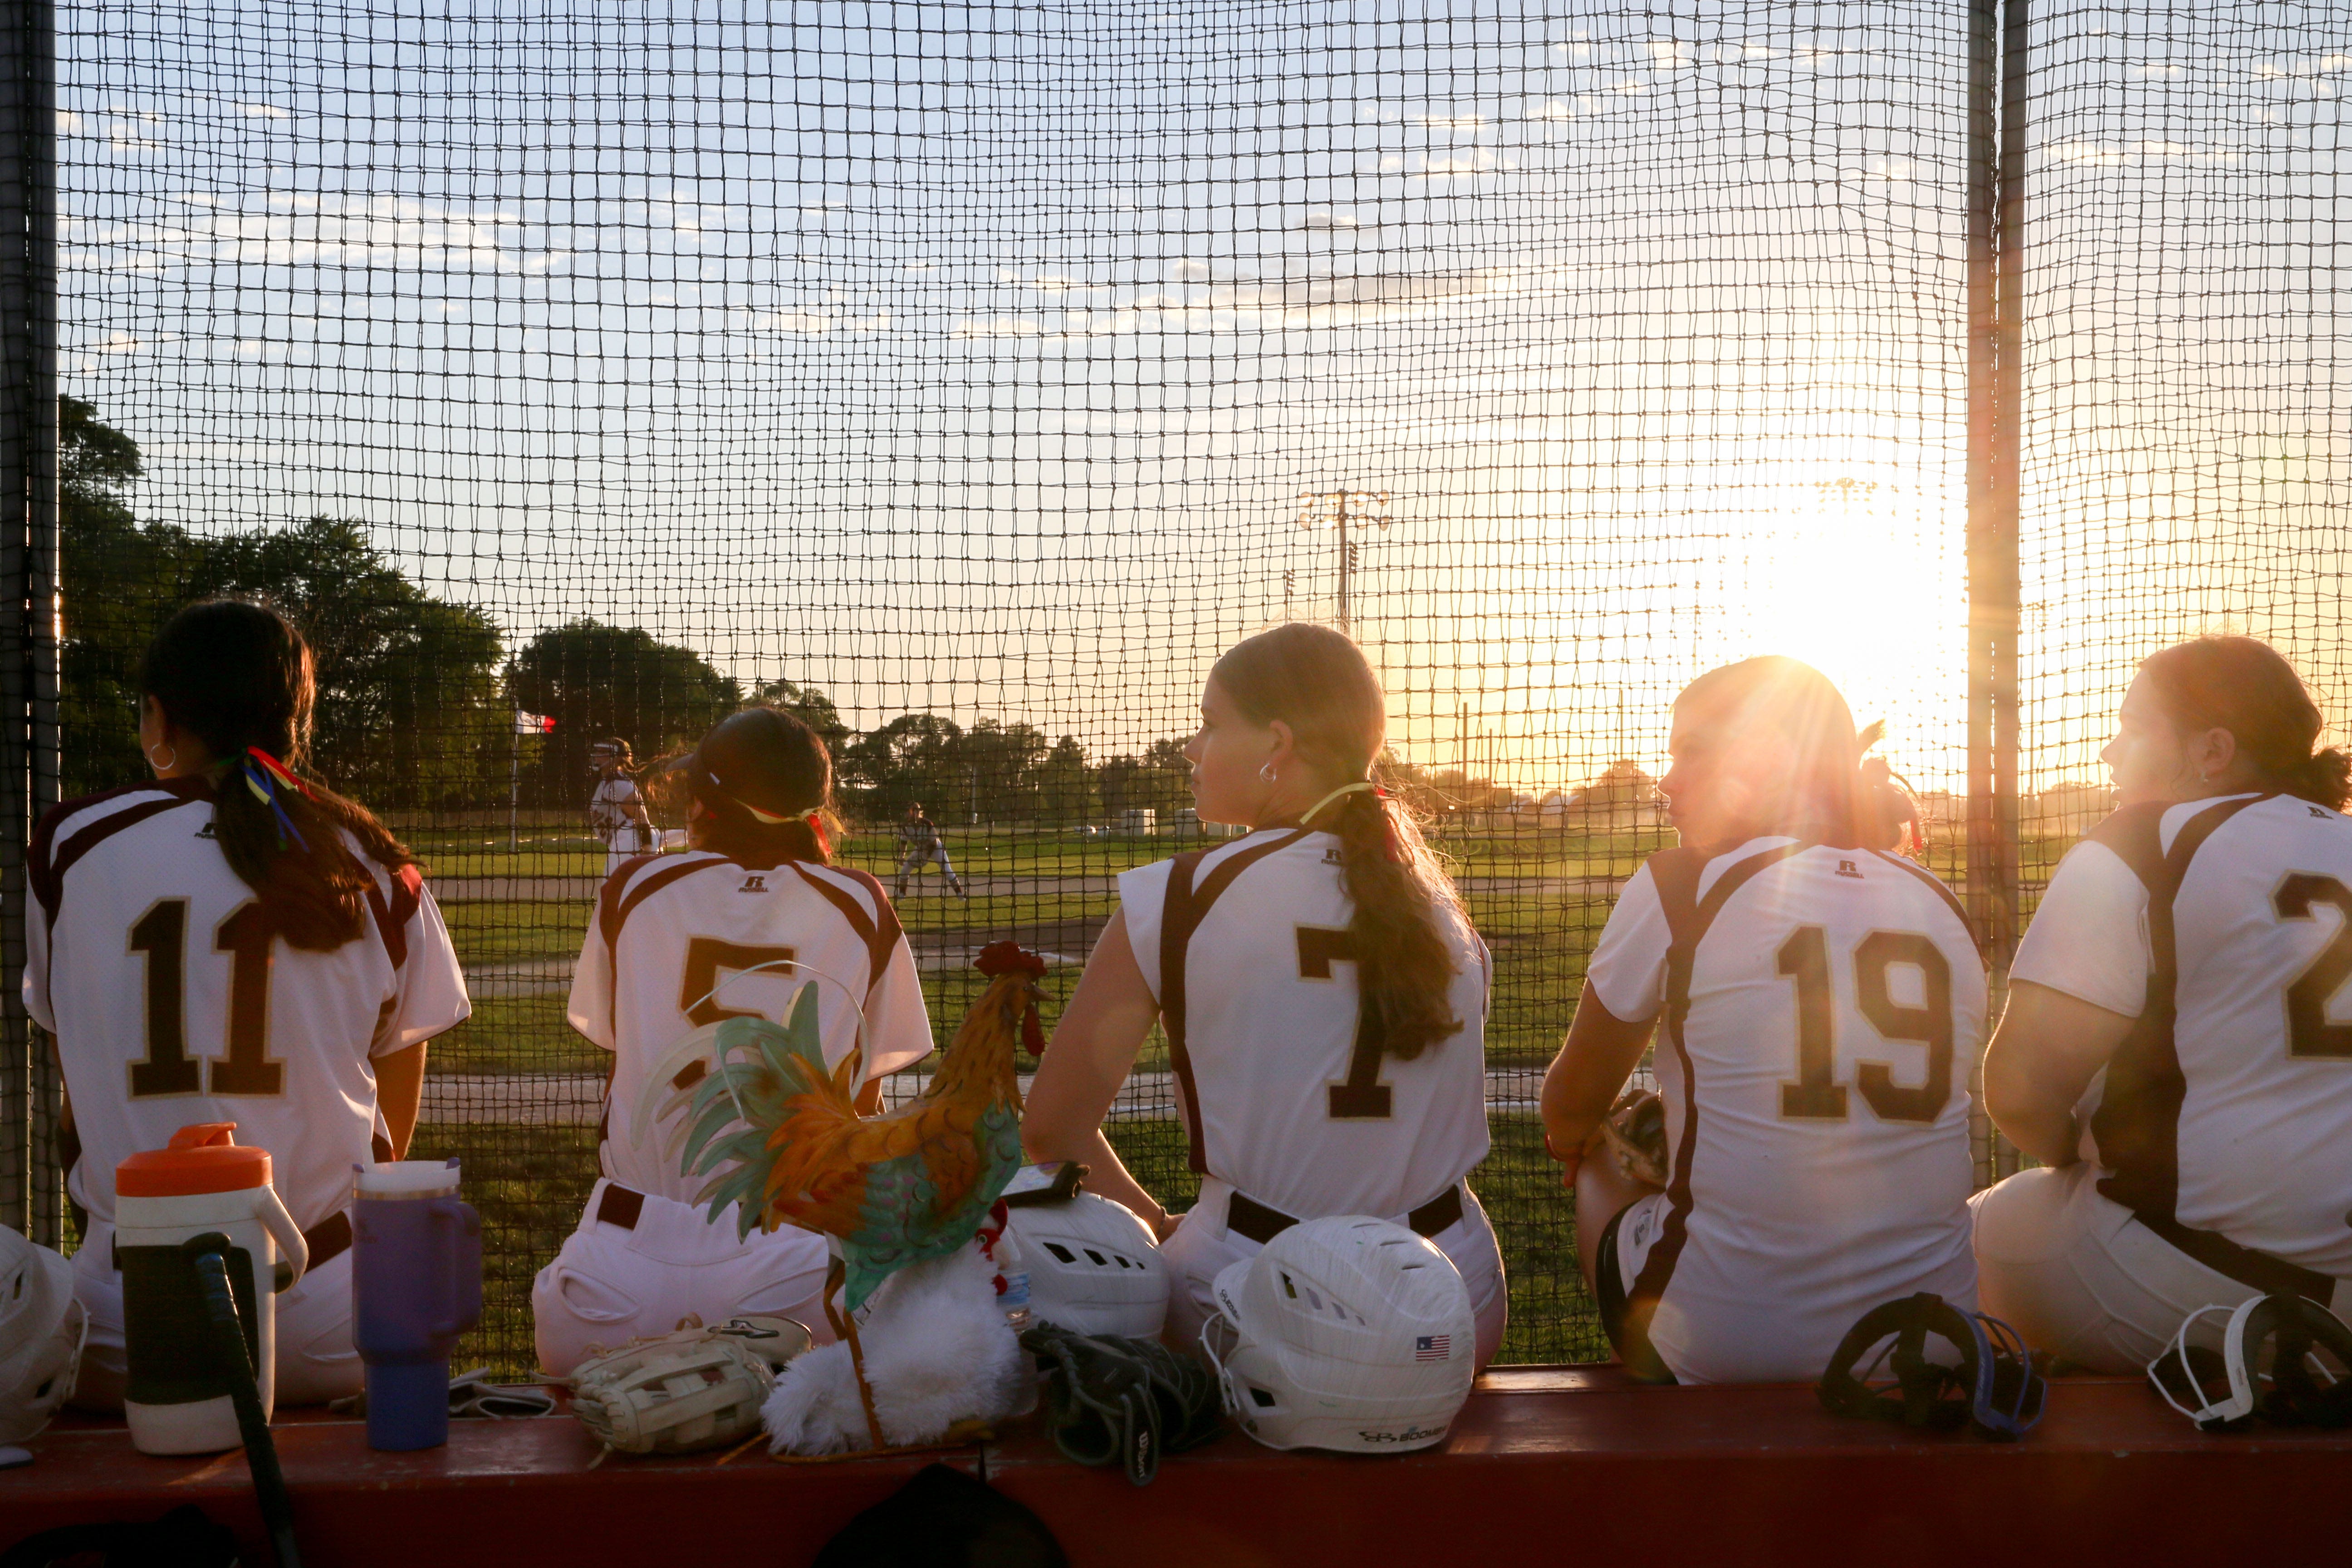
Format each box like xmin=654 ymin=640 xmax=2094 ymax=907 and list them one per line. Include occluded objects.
xmin=1776 ymin=927 xmax=1953 ymax=1124
xmin=127 ymin=899 xmax=282 ymax=1098
xmin=2272 ymin=874 xmax=2352 ymax=1058
xmin=1297 ymin=927 xmax=1391 ymax=1119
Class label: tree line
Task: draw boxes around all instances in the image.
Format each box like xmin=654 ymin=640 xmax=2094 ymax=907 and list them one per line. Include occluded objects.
xmin=58 ymin=399 xmax=1216 ymax=824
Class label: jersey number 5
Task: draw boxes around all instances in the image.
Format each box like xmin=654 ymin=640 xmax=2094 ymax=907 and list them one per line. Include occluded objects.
xmin=1776 ymin=927 xmax=1954 ymax=1124
xmin=1297 ymin=926 xmax=1391 ymax=1119
xmin=127 ymin=898 xmax=282 ymax=1098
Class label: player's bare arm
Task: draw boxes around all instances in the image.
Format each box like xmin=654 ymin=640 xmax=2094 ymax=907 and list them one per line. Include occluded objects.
xmin=376 ymin=1041 xmax=429 ymax=1159
xmin=1024 ymin=907 xmax=1171 ymax=1237
xmin=1540 ymin=982 xmax=1656 ymax=1179
xmin=1981 ymin=980 xmax=2135 ymax=1168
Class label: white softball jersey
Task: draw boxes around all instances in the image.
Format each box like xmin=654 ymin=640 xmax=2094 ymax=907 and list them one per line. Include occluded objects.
xmin=2012 ymin=793 xmax=2352 ymax=1289
xmin=588 ymin=777 xmax=644 ymax=840
xmin=1586 ymin=838 xmax=1984 ymax=1384
xmin=24 ymin=779 xmax=470 ymax=1234
xmin=1118 ymin=828 xmax=1492 ymax=1221
xmin=568 ymin=851 xmax=936 ymax=1202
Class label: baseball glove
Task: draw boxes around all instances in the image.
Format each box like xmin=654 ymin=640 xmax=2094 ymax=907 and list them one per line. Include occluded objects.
xmin=568 ymin=1315 xmax=812 ymax=1458
xmin=1600 ymin=1088 xmax=1670 ymax=1188
xmin=1019 ymin=1322 xmax=1224 ymax=1486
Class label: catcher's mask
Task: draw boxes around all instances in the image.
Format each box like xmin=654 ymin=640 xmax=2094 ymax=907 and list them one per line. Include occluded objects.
xmin=1818 ymin=1293 xmax=2045 ymax=1441
xmin=2147 ymin=1293 xmax=2352 ymax=1432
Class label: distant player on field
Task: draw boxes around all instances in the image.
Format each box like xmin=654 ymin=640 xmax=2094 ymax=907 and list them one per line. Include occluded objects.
xmin=535 ymin=707 xmax=935 ymax=1375
xmin=1975 ymin=637 xmax=2352 ymax=1370
xmin=1542 ymin=656 xmax=1983 ymax=1384
xmin=29 ymin=600 xmax=470 ymax=1408
xmin=588 ymin=737 xmax=657 ymax=876
xmin=893 ymin=801 xmax=966 ymax=898
xmin=1025 ymin=623 xmax=1506 ymax=1367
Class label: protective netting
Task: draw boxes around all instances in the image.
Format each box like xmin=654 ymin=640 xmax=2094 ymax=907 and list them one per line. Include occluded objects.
xmin=2018 ymin=6 xmax=2352 ymax=846
xmin=9 ymin=1 xmax=2341 ymax=1374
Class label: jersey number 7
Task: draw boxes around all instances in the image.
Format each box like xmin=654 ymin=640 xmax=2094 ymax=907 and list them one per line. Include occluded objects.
xmin=1297 ymin=926 xmax=1391 ymax=1119
xmin=126 ymin=898 xmax=282 ymax=1098
xmin=1776 ymin=926 xmax=1954 ymax=1124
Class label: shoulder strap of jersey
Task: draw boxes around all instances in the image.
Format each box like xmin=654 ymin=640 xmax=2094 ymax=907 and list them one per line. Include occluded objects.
xmin=1627 ymin=838 xmax=1812 ymax=1331
xmin=2086 ymin=793 xmax=2329 ymax=1298
xmin=1158 ymin=828 xmax=1313 ymax=1176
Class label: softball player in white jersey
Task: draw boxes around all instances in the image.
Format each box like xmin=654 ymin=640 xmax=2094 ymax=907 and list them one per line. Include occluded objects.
xmin=1544 ymin=657 xmax=1983 ymax=1384
xmin=28 ymin=601 xmax=470 ymax=1408
xmin=534 ymin=707 xmax=935 ymax=1375
xmin=1026 ymin=624 xmax=1506 ymax=1368
xmin=588 ymin=739 xmax=657 ymax=876
xmin=1977 ymin=637 xmax=2352 ymax=1372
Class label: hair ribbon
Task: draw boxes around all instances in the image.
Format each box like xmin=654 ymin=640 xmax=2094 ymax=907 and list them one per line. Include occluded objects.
xmin=240 ymin=748 xmax=311 ymax=852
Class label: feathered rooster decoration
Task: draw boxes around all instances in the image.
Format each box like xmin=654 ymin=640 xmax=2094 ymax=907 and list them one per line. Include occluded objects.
xmin=633 ymin=941 xmax=1048 ymax=1446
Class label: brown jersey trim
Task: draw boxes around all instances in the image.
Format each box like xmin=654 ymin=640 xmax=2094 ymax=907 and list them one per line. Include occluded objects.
xmin=1157 ymin=829 xmax=1315 ymax=1176
xmin=790 ymin=863 xmax=905 ymax=1003
xmin=366 ymin=862 xmax=425 ymax=971
xmin=2085 ymin=794 xmax=2326 ymax=1307
xmin=1627 ymin=840 xmax=1810 ymax=1337
xmin=598 ymin=855 xmax=722 ymax=1038
xmin=37 ymin=779 xmax=212 ymax=917
xmin=1867 ymin=849 xmax=1983 ymax=965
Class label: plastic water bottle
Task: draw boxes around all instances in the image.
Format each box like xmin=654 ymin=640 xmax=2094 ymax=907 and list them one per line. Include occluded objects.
xmin=115 ymin=1124 xmax=308 ymax=1456
xmin=351 ymin=1159 xmax=481 ymax=1451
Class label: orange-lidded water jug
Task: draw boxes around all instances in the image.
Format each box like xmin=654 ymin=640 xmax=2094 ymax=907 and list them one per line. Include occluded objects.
xmin=115 ymin=1123 xmax=309 ymax=1455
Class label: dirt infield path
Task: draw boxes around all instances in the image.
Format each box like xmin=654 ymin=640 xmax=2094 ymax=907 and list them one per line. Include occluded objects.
xmin=421 ymin=1068 xmax=1547 ymax=1128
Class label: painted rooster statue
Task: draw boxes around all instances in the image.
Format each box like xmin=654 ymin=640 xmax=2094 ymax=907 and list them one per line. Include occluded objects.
xmin=642 ymin=939 xmax=1044 ymax=1312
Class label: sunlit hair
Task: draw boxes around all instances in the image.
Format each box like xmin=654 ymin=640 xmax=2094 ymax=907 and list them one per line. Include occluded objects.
xmin=1673 ymin=656 xmax=1912 ymax=851
xmin=1210 ymin=623 xmax=1465 ymax=1062
xmin=2138 ymin=636 xmax=2351 ymax=809
xmin=138 ymin=599 xmax=412 ymax=951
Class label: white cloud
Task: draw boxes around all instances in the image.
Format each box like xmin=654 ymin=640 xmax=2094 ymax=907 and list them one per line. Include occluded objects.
xmin=1647 ymin=41 xmax=1693 ymax=70
xmin=1412 ymin=112 xmax=1488 ymax=131
xmin=1294 ymin=210 xmax=1361 ymax=230
xmin=1528 ymin=99 xmax=1574 ymax=121
xmin=233 ymin=102 xmax=293 ymax=118
xmin=1170 ymin=258 xmax=1211 ymax=281
xmin=96 ymin=192 xmax=567 ymax=274
xmin=2048 ymin=138 xmax=2239 ymax=166
xmin=903 ymin=260 xmax=939 ymax=273
xmin=1416 ymin=150 xmax=1512 ymax=177
xmin=2130 ymin=64 xmax=2185 ymax=78
xmin=55 ymin=110 xmax=82 ymax=133
xmin=758 ymin=311 xmax=836 ymax=335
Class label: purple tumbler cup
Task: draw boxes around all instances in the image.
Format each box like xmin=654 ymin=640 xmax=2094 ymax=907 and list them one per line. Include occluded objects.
xmin=351 ymin=1160 xmax=483 ymax=1451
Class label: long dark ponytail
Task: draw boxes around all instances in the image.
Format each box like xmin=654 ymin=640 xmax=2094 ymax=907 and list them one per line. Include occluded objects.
xmin=139 ymin=600 xmax=412 ymax=951
xmin=1212 ymin=623 xmax=1465 ymax=1062
xmin=2138 ymin=636 xmax=2352 ymax=809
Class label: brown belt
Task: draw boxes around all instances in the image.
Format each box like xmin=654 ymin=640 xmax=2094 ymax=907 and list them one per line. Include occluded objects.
xmin=1224 ymin=1185 xmax=1464 ymax=1247
xmin=110 ymin=1208 xmax=353 ymax=1273
xmin=596 ymin=1182 xmax=648 ymax=1231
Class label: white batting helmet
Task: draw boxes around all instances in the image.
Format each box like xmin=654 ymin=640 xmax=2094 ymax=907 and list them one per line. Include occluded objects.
xmin=1205 ymin=1215 xmax=1474 ymax=1454
xmin=0 ymin=1225 xmax=86 ymax=1446
xmin=1004 ymin=1193 xmax=1168 ymax=1339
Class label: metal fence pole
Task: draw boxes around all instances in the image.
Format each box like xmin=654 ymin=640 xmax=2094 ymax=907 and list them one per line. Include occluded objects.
xmin=0 ymin=0 xmax=57 ymax=1242
xmin=1967 ymin=0 xmax=2028 ymax=1186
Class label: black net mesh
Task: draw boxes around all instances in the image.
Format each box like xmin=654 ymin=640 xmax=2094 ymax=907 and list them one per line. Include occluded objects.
xmin=11 ymin=0 xmax=2339 ymax=1374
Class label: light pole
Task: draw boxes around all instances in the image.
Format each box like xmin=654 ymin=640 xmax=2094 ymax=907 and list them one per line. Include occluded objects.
xmin=1295 ymin=486 xmax=1388 ymax=634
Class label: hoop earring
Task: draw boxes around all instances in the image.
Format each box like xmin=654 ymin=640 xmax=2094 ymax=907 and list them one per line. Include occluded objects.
xmin=146 ymin=742 xmax=176 ymax=773
xmin=1259 ymin=762 xmax=1277 ymax=784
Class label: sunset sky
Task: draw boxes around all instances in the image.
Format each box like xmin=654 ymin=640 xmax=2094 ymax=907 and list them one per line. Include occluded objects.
xmin=59 ymin=1 xmax=2352 ymax=799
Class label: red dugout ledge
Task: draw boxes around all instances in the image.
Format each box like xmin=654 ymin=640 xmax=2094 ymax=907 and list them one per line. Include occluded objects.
xmin=8 ymin=1368 xmax=2349 ymax=1566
